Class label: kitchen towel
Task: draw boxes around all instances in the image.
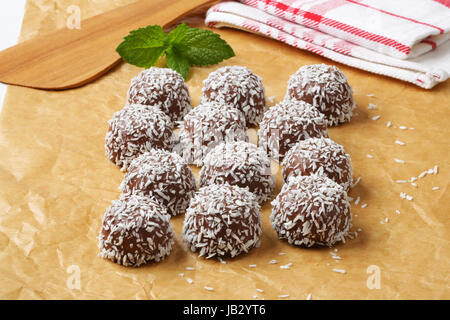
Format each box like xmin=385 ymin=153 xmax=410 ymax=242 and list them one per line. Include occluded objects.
xmin=205 ymin=0 xmax=450 ymax=88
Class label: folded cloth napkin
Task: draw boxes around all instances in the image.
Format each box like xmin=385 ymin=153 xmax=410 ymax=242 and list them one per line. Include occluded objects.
xmin=205 ymin=0 xmax=450 ymax=89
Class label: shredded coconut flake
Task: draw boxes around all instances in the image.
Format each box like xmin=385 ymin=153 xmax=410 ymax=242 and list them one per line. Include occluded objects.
xmin=332 ymin=269 xmax=346 ymax=274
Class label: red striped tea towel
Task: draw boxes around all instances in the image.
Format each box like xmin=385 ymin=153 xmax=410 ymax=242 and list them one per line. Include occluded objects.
xmin=205 ymin=0 xmax=450 ymax=88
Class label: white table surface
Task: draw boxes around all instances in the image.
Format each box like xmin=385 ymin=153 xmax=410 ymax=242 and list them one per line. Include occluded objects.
xmin=0 ymin=1 xmax=27 ymax=112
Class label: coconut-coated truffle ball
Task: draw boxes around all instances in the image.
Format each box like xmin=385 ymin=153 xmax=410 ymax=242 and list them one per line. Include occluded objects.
xmin=271 ymin=174 xmax=351 ymax=247
xmin=199 ymin=141 xmax=275 ymax=203
xmin=286 ymin=64 xmax=355 ymax=126
xmin=179 ymin=103 xmax=249 ymax=166
xmin=257 ymin=100 xmax=328 ymax=162
xmin=127 ymin=67 xmax=192 ymax=122
xmin=120 ymin=149 xmax=196 ymax=216
xmin=201 ymin=66 xmax=266 ymax=126
xmin=182 ymin=184 xmax=262 ymax=259
xmin=105 ymin=104 xmax=175 ymax=170
xmin=98 ymin=194 xmax=174 ymax=267
xmin=282 ymin=137 xmax=353 ymax=191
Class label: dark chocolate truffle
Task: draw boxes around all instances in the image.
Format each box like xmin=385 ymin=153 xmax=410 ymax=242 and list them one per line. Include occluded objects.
xmin=199 ymin=141 xmax=275 ymax=203
xmin=282 ymin=137 xmax=353 ymax=190
xmin=127 ymin=67 xmax=192 ymax=122
xmin=98 ymin=194 xmax=174 ymax=267
xmin=286 ymin=64 xmax=355 ymax=126
xmin=200 ymin=66 xmax=266 ymax=126
xmin=105 ymin=104 xmax=175 ymax=170
xmin=120 ymin=149 xmax=196 ymax=216
xmin=271 ymin=174 xmax=351 ymax=247
xmin=179 ymin=103 xmax=249 ymax=166
xmin=182 ymin=184 xmax=262 ymax=259
xmin=257 ymin=100 xmax=328 ymax=162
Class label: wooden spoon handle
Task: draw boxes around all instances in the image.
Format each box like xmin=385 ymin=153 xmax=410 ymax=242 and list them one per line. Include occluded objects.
xmin=0 ymin=0 xmax=217 ymax=90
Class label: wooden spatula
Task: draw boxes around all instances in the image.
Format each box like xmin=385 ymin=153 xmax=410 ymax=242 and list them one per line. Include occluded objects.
xmin=0 ymin=0 xmax=216 ymax=90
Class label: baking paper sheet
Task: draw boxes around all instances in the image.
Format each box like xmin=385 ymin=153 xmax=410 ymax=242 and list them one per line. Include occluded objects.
xmin=0 ymin=0 xmax=448 ymax=299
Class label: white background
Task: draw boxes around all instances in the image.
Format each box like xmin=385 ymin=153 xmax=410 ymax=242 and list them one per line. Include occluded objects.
xmin=0 ymin=1 xmax=27 ymax=112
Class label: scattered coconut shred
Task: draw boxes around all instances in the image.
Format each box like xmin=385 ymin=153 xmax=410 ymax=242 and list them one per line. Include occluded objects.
xmin=332 ymin=268 xmax=346 ymax=274
xmin=330 ymin=251 xmax=342 ymax=260
xmin=280 ymin=263 xmax=293 ymax=269
xmin=400 ymin=192 xmax=413 ymax=201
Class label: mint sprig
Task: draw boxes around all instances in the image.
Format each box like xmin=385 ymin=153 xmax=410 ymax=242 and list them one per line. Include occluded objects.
xmin=116 ymin=23 xmax=235 ymax=79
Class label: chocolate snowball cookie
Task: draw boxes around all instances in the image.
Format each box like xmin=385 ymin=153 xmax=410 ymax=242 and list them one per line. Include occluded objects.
xmin=182 ymin=184 xmax=262 ymax=259
xmin=199 ymin=141 xmax=275 ymax=203
xmin=179 ymin=103 xmax=249 ymax=166
xmin=282 ymin=137 xmax=353 ymax=191
xmin=105 ymin=104 xmax=175 ymax=170
xmin=200 ymin=66 xmax=266 ymax=126
xmin=257 ymin=100 xmax=328 ymax=162
xmin=120 ymin=149 xmax=196 ymax=216
xmin=127 ymin=67 xmax=192 ymax=122
xmin=98 ymin=194 xmax=174 ymax=267
xmin=286 ymin=64 xmax=355 ymax=126
xmin=271 ymin=174 xmax=351 ymax=247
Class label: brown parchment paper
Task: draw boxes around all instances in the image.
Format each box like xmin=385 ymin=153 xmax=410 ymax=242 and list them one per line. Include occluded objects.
xmin=0 ymin=0 xmax=449 ymax=300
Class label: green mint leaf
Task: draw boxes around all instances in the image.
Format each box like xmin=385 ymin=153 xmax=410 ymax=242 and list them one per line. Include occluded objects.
xmin=165 ymin=46 xmax=190 ymax=80
xmin=178 ymin=28 xmax=235 ymax=66
xmin=116 ymin=26 xmax=168 ymax=68
xmin=167 ymin=23 xmax=190 ymax=44
xmin=117 ymin=24 xmax=235 ymax=75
